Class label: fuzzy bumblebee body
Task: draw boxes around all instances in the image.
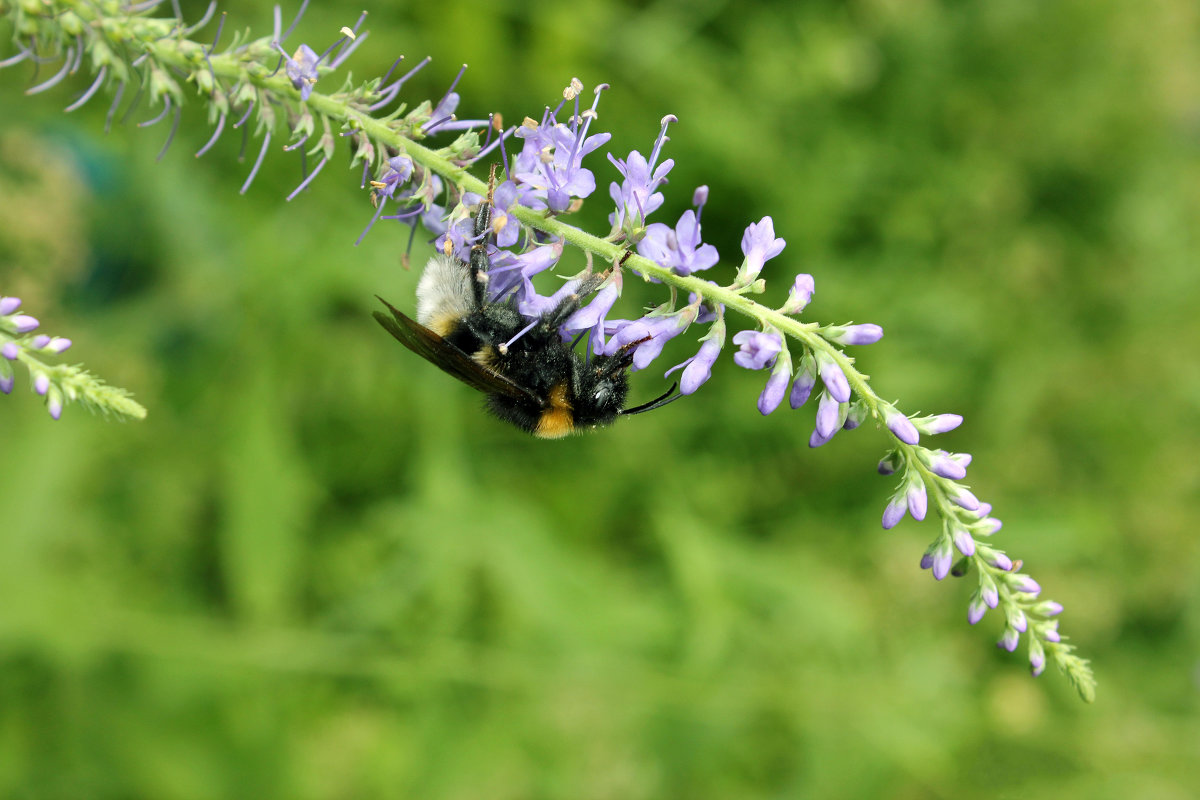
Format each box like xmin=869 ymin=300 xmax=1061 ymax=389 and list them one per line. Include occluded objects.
xmin=374 ymin=179 xmax=676 ymax=438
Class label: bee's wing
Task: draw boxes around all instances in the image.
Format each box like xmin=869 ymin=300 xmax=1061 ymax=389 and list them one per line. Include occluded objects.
xmin=373 ymin=296 xmax=539 ymax=403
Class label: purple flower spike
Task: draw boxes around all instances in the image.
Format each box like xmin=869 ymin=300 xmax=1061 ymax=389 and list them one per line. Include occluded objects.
xmin=1 ymin=342 xmax=17 ymax=360
xmin=817 ymin=356 xmax=850 ymax=403
xmin=997 ymin=628 xmax=1020 ymax=652
xmin=738 ymin=216 xmax=786 ymax=284
xmin=882 ymin=495 xmax=907 ymax=529
xmin=814 ymin=390 xmax=841 ymax=439
xmin=968 ymin=595 xmax=988 ymax=625
xmin=883 ymin=406 xmax=919 ymax=445
xmin=781 ymin=274 xmax=815 ymax=315
xmin=11 ymin=315 xmax=38 ymax=333
xmin=732 ymin=330 xmax=781 ymax=370
xmin=825 ymin=323 xmax=883 ymax=346
xmin=906 ymin=482 xmax=928 ymax=521
xmin=0 ymin=296 xmax=20 ymax=315
xmin=276 ymin=43 xmax=319 ymax=101
xmin=34 ymin=374 xmax=50 ymax=395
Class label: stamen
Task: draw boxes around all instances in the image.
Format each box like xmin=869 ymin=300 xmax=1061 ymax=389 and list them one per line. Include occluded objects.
xmin=104 ymin=82 xmax=126 ymax=133
xmin=125 ymin=0 xmax=165 ymax=12
xmin=138 ymin=95 xmax=172 ymax=127
xmin=64 ymin=65 xmax=107 ymax=112
xmin=233 ymin=99 xmax=256 ymax=128
xmin=183 ymin=1 xmax=218 ymax=35
xmin=474 ymin=124 xmax=515 ymax=163
xmin=282 ymin=134 xmax=309 ymax=151
xmin=281 ymin=0 xmax=311 ymax=44
xmin=437 ymin=64 xmax=468 ymax=110
xmin=648 ymin=114 xmax=677 ymax=173
xmin=360 ymin=160 xmax=370 ymax=189
xmin=206 ymin=12 xmax=227 ymax=54
xmin=195 ymin=111 xmax=226 ymax=157
xmin=156 ymin=105 xmax=182 ymax=161
xmin=502 ymin=318 xmax=539 ymax=351
xmin=377 ymin=55 xmax=405 ymax=88
xmin=355 ymin=198 xmax=388 ymax=246
xmin=317 ymin=36 xmax=348 ymax=65
xmin=498 ymin=125 xmax=513 ymax=181
xmin=0 ymin=48 xmax=30 ymax=69
xmin=272 ymin=4 xmax=282 ymax=41
xmin=25 ymin=42 xmax=76 ymax=95
xmin=170 ymin=0 xmax=182 ymax=21
xmin=239 ymin=130 xmax=272 ymax=195
xmin=422 ymin=114 xmax=457 ymax=133
xmin=329 ymin=30 xmax=368 ymax=69
xmin=120 ymin=76 xmax=145 ymax=124
xmin=286 ymin=154 xmax=327 ymax=201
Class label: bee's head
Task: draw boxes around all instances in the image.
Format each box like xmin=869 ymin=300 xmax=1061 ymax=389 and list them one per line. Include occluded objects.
xmin=574 ymin=355 xmax=631 ymax=427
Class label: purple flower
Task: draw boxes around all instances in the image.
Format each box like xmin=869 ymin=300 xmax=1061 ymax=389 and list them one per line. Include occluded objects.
xmin=47 ymin=387 xmax=62 ymax=420
xmin=780 ymin=274 xmax=815 ymax=315
xmin=914 ymin=413 xmax=964 ymax=435
xmin=279 ymin=43 xmax=319 ymax=101
xmin=927 ymin=450 xmax=967 ymax=480
xmin=924 ymin=538 xmax=954 ymax=581
xmin=34 ymin=374 xmax=49 ymax=396
xmin=1030 ymin=646 xmax=1046 ymax=677
xmin=981 ymin=579 xmax=999 ymax=609
xmin=1 ymin=342 xmax=17 ymax=360
xmin=757 ymin=348 xmax=792 ymax=416
xmin=997 ymin=628 xmax=1020 ymax=652
xmin=372 ymin=155 xmax=414 ymax=200
xmin=817 ymin=355 xmax=850 ymax=403
xmin=516 ymin=89 xmax=612 ymax=214
xmin=824 ymin=323 xmax=883 ymax=346
xmin=563 ymin=271 xmax=621 ymax=352
xmin=1012 ymin=575 xmax=1042 ymax=596
xmin=814 ymin=390 xmax=841 ymax=439
xmin=638 ymin=210 xmax=719 ymax=276
xmin=732 ymin=330 xmax=781 ymax=370
xmin=488 ymin=242 xmax=563 ymax=304
xmin=949 ymin=486 xmax=980 ymax=511
xmin=0 ymin=369 xmax=12 ymax=395
xmin=951 ymin=525 xmax=976 ymax=557
xmin=984 ymin=551 xmax=1013 ymax=572
xmin=882 ymin=494 xmax=907 ymax=529
xmin=789 ymin=358 xmax=816 ymax=409
xmin=1043 ymin=622 xmax=1062 ymax=643
xmin=11 ymin=315 xmax=38 ymax=333
xmin=1037 ymin=601 xmax=1064 ymax=617
xmin=1008 ymin=608 xmax=1028 ymax=633
xmin=738 ymin=216 xmax=786 ymax=284
xmin=619 ymin=310 xmax=695 ymax=371
xmin=906 ymin=481 xmax=928 ymax=521
xmin=665 ymin=321 xmax=724 ymax=396
xmin=968 ymin=594 xmax=988 ymax=625
xmin=883 ymin=406 xmax=919 ymax=445
xmin=489 ymin=180 xmax=534 ymax=248
xmin=0 ymin=297 xmax=20 ymax=315
xmin=608 ymin=115 xmax=675 ymax=231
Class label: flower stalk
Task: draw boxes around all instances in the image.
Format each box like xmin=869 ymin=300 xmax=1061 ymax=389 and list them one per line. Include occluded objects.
xmin=2 ymin=0 xmax=1094 ymax=701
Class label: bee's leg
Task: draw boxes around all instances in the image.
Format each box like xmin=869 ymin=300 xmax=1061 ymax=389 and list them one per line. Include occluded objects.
xmin=467 ymin=164 xmax=499 ymax=307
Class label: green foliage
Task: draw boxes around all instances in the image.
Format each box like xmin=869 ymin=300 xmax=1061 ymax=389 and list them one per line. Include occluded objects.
xmin=1 ymin=0 xmax=1197 ymax=797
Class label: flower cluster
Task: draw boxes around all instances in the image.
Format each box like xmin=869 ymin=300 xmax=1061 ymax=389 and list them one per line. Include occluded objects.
xmin=2 ymin=0 xmax=1094 ymax=701
xmin=0 ymin=297 xmax=145 ymax=421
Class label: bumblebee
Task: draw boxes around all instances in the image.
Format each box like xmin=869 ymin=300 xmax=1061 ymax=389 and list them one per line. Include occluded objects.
xmin=374 ymin=175 xmax=677 ymax=438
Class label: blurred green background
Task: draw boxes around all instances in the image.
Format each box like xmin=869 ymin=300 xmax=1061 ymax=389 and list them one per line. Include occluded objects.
xmin=2 ymin=0 xmax=1198 ymax=797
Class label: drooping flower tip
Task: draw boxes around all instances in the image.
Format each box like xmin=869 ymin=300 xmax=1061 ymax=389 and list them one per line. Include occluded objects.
xmin=814 ymin=390 xmax=841 ymax=439
xmin=952 ymin=527 xmax=976 ymax=557
xmin=1030 ymin=651 xmax=1046 ymax=677
xmin=919 ymin=552 xmax=934 ymax=570
xmin=883 ymin=407 xmax=919 ymax=445
xmin=0 ymin=296 xmax=20 ymax=315
xmin=671 ymin=338 xmax=721 ymax=395
xmin=731 ymin=330 xmax=781 ymax=370
xmin=932 ymin=548 xmax=953 ymax=581
xmin=981 ymin=583 xmax=999 ymax=609
xmin=47 ymin=389 xmax=63 ymax=420
xmin=997 ymin=628 xmax=1020 ymax=652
